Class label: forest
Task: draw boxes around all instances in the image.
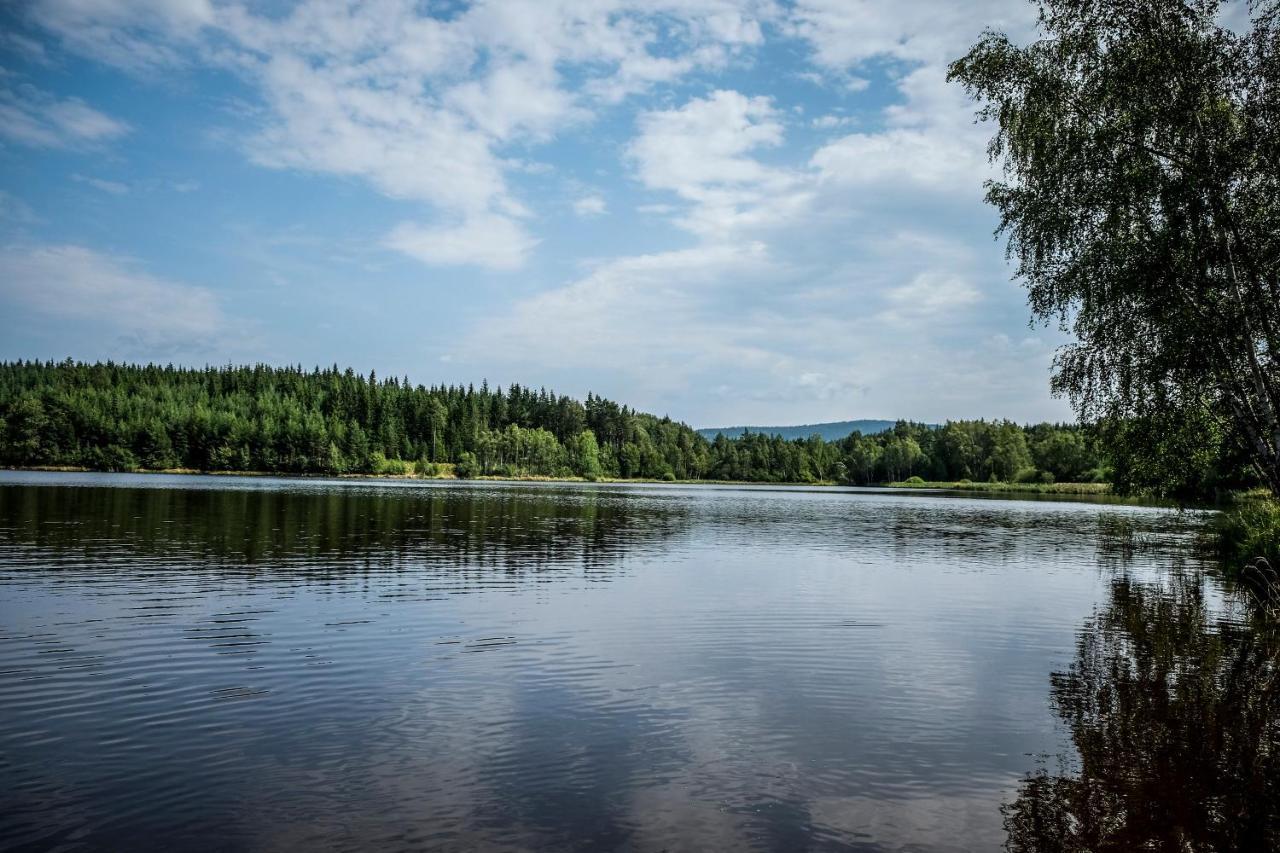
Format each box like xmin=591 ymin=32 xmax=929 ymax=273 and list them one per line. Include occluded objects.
xmin=0 ymin=359 xmax=1124 ymax=488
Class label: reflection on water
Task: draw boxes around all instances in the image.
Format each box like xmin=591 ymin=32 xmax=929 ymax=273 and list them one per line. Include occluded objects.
xmin=0 ymin=472 xmax=1239 ymax=851
xmin=0 ymin=475 xmax=686 ymax=574
xmin=1004 ymin=571 xmax=1280 ymax=851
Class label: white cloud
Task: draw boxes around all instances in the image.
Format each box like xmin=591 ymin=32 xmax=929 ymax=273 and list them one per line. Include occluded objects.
xmin=72 ymin=173 xmax=129 ymax=194
xmin=812 ymin=126 xmax=984 ymax=194
xmin=245 ymin=54 xmax=509 ymax=213
xmin=628 ymin=89 xmax=810 ymax=238
xmin=631 ymin=90 xmax=784 ymax=189
xmin=13 ymin=0 xmax=1075 ymax=422
xmin=27 ymin=0 xmax=214 ymax=69
xmin=445 ymin=61 xmax=586 ymax=142
xmin=447 ymin=0 xmax=1043 ymax=421
xmin=0 ymin=81 xmax=130 ymax=149
xmin=877 ymin=271 xmax=981 ymax=325
xmin=572 ymin=195 xmax=607 ymax=217
xmin=458 ymin=241 xmax=780 ymax=393
xmin=0 ymin=244 xmax=225 ymax=349
xmin=458 ymin=227 xmax=1061 ymax=423
xmin=789 ymin=4 xmax=1030 ymax=204
xmin=25 ymin=0 xmax=784 ymax=270
xmin=810 ymin=114 xmax=854 ymax=129
xmin=1 ymin=30 xmax=50 ymax=64
xmin=0 ymin=191 xmax=40 ymax=225
xmin=790 ymin=0 xmax=1035 ymax=69
xmin=805 ymin=50 xmax=1001 ymax=198
xmin=384 ymin=215 xmax=539 ymax=271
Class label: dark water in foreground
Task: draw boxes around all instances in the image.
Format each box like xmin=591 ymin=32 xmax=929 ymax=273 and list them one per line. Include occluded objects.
xmin=0 ymin=472 xmax=1275 ymax=852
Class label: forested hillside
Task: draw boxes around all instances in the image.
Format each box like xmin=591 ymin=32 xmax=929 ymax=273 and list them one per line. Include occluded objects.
xmin=0 ymin=360 xmax=1113 ymax=485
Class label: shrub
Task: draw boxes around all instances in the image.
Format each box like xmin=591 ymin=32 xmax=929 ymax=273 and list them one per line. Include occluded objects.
xmin=1013 ymin=467 xmax=1040 ymax=484
xmin=91 ymin=445 xmax=138 ymax=472
xmin=904 ymin=475 xmax=926 ymax=485
xmin=416 ymin=461 xmax=438 ymax=478
xmin=662 ymin=471 xmax=677 ymax=481
xmin=454 ymin=452 xmax=480 ymax=479
xmin=371 ymin=452 xmax=408 ymax=476
xmin=1216 ymin=495 xmax=1280 ymax=567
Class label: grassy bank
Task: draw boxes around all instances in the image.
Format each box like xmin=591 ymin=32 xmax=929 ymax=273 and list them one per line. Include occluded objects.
xmin=11 ymin=465 xmax=1131 ymax=497
xmin=1215 ymin=490 xmax=1280 ymax=567
xmin=885 ymin=478 xmax=1112 ymax=495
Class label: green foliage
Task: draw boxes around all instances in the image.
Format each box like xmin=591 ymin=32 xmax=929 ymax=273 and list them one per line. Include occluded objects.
xmin=1029 ymin=428 xmax=1092 ymax=482
xmin=1101 ymin=409 xmax=1246 ymax=500
xmin=988 ymin=422 xmax=1032 ymax=482
xmin=325 ymin=441 xmax=346 ymax=475
xmin=881 ymin=436 xmax=923 ymax=482
xmin=89 ymin=445 xmax=137 ymax=472
xmin=473 ymin=424 xmax=566 ymax=477
xmin=949 ymin=0 xmax=1280 ymax=496
xmin=371 ymin=452 xmax=409 ymax=476
xmin=7 ymin=394 xmax=48 ymax=464
xmin=454 ymin=452 xmax=480 ymax=479
xmin=837 ymin=419 xmax=1106 ymax=487
xmin=566 ymin=429 xmax=603 ymax=478
xmin=1216 ymin=494 xmax=1280 ymax=567
xmin=0 ymin=360 xmax=711 ymax=480
xmin=0 ymin=360 xmax=1117 ymax=488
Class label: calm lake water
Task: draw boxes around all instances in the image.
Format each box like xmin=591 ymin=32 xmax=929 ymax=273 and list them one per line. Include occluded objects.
xmin=0 ymin=471 xmax=1273 ymax=852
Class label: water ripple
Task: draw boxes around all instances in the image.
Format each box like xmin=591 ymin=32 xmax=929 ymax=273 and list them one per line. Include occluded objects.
xmin=0 ymin=472 xmax=1224 ymax=852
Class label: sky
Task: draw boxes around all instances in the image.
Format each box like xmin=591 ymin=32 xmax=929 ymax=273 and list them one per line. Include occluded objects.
xmin=0 ymin=0 xmax=1081 ymax=428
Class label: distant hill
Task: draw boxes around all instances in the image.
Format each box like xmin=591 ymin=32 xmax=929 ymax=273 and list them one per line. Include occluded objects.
xmin=696 ymin=420 xmax=901 ymax=442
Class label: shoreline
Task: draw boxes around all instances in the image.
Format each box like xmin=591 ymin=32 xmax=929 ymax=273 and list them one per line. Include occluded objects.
xmin=884 ymin=479 xmax=1112 ymax=496
xmin=3 ymin=465 xmax=842 ymax=489
xmin=0 ymin=466 xmax=1189 ymax=508
xmin=6 ymin=465 xmax=1117 ymax=496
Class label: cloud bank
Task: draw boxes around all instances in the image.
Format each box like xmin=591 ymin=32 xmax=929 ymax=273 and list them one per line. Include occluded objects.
xmin=4 ymin=0 xmax=1080 ymax=424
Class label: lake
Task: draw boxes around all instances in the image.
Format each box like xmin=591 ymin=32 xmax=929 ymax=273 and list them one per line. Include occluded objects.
xmin=0 ymin=471 xmax=1273 ymax=852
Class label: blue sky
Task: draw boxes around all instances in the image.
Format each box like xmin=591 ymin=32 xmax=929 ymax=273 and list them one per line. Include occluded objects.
xmin=0 ymin=0 xmax=1079 ymax=427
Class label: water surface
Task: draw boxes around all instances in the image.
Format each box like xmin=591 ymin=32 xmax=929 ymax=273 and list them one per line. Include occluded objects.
xmin=0 ymin=472 xmax=1267 ymax=851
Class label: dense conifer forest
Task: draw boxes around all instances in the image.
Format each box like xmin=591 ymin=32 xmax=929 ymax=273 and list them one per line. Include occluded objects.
xmin=0 ymin=359 xmax=1115 ymax=485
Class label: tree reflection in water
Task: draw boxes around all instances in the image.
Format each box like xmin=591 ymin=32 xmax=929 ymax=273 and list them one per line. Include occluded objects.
xmin=1004 ymin=571 xmax=1280 ymax=851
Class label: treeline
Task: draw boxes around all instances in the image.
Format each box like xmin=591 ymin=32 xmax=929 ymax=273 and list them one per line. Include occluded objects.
xmin=0 ymin=360 xmax=702 ymax=480
xmin=706 ymin=419 xmax=1107 ymax=485
xmin=0 ymin=360 xmax=1109 ymax=485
